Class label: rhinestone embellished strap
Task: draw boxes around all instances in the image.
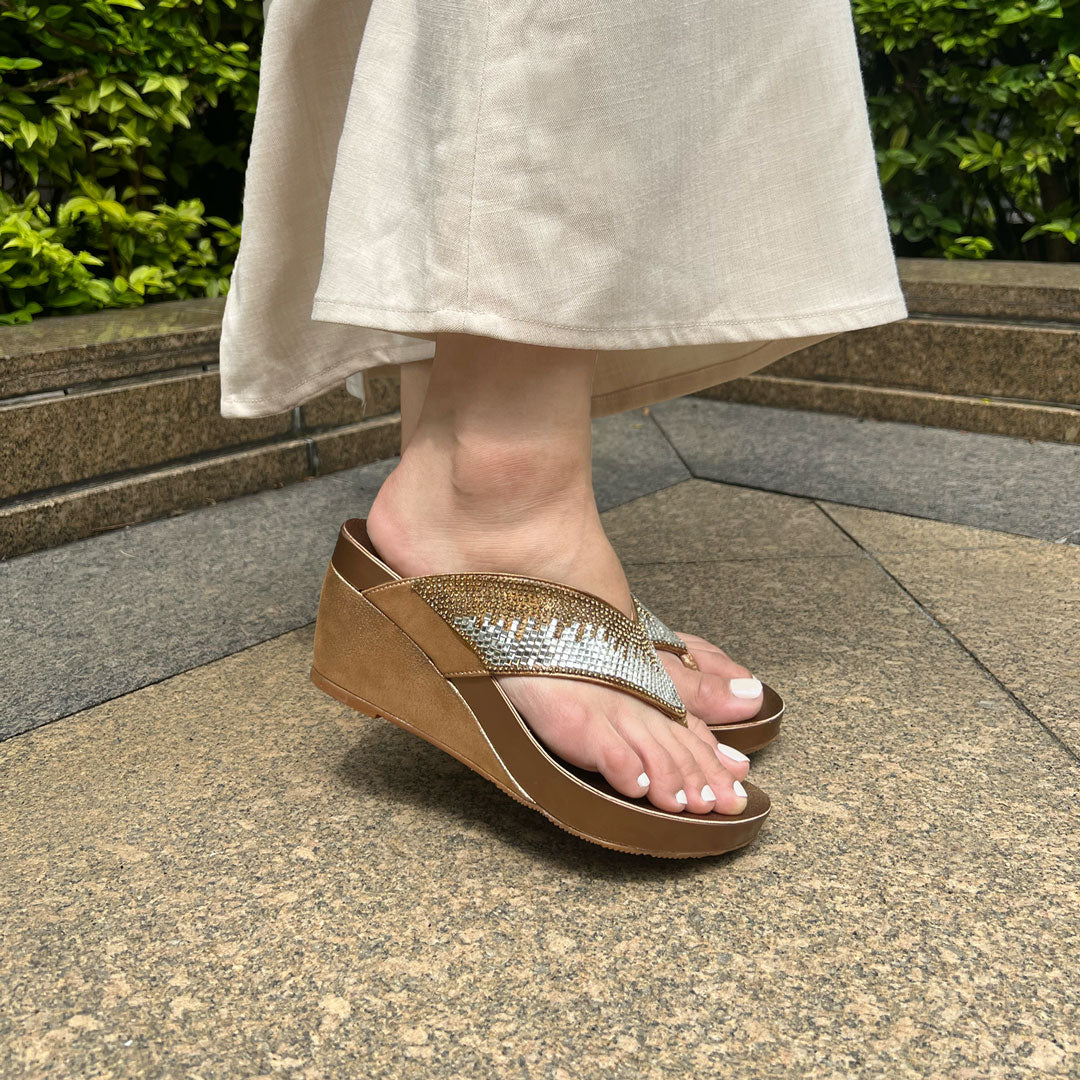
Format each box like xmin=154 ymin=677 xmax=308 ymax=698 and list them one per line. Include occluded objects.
xmin=631 ymin=595 xmax=698 ymax=670
xmin=407 ymin=573 xmax=687 ymax=722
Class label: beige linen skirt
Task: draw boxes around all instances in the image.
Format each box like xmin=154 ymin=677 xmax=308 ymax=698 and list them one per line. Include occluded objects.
xmin=218 ymin=0 xmax=908 ymax=419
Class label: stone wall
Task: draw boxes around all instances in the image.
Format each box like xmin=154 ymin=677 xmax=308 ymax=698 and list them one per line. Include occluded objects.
xmin=0 ymin=300 xmax=400 ymax=559
xmin=698 ymin=258 xmax=1080 ymax=445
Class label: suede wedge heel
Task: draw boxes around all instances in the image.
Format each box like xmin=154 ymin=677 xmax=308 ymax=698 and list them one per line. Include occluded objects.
xmin=633 ymin=595 xmax=784 ymax=754
xmin=311 ymin=519 xmax=771 ymax=858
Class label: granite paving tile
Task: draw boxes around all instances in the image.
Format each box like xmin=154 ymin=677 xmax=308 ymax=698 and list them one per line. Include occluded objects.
xmin=603 ymin=477 xmax=857 ymax=565
xmin=654 ymin=397 xmax=1080 ymax=542
xmin=824 ymin=505 xmax=1080 ymax=756
xmin=591 ymin=409 xmax=690 ymax=511
xmin=0 ymin=456 xmax=393 ymax=740
xmin=1 ymin=535 xmax=1077 ymax=1077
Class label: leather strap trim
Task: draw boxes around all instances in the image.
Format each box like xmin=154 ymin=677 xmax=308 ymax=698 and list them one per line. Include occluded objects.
xmin=332 ymin=519 xmax=397 ymax=591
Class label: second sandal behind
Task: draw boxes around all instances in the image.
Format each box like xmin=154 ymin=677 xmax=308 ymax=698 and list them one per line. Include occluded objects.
xmin=310 ymin=519 xmax=770 ymax=858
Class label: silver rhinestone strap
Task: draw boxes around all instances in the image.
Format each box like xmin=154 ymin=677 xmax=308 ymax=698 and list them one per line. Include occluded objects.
xmin=632 ymin=595 xmax=689 ymax=655
xmin=408 ymin=573 xmax=686 ymax=721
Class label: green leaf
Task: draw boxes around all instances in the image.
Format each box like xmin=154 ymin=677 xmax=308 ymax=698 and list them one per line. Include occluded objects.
xmin=51 ymin=288 xmax=90 ymax=307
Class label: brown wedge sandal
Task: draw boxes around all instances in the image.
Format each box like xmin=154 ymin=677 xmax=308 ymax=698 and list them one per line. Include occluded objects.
xmin=631 ymin=595 xmax=785 ymax=755
xmin=310 ymin=519 xmax=771 ymax=858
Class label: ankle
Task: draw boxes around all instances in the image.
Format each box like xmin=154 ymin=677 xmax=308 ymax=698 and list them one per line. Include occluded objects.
xmin=366 ymin=444 xmax=597 ymax=574
xmin=397 ymin=426 xmax=594 ymax=520
xmin=364 ymin=440 xmax=642 ymax=617
xmin=450 ymin=430 xmax=591 ymax=510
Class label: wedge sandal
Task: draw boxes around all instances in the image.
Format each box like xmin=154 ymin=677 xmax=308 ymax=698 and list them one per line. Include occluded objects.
xmin=631 ymin=595 xmax=785 ymax=755
xmin=310 ymin=519 xmax=770 ymax=858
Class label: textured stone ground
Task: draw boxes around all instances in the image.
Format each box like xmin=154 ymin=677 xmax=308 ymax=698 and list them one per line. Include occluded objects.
xmin=2 ymin=462 xmax=1077 ymax=1078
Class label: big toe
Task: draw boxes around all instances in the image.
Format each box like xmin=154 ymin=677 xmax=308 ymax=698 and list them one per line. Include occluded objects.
xmin=663 ymin=655 xmax=764 ymax=725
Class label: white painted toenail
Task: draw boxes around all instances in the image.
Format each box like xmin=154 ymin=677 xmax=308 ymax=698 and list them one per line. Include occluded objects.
xmin=731 ymin=678 xmax=763 ymax=699
xmin=716 ymin=742 xmax=750 ymax=765
xmin=701 ymin=785 xmax=715 ymax=802
xmin=675 ymin=789 xmax=688 ymax=806
xmin=732 ymin=781 xmax=747 ymax=799
xmin=637 ymin=772 xmax=650 ymax=789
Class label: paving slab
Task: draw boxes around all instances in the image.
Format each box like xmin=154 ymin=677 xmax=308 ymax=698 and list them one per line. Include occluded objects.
xmin=0 ymin=410 xmax=684 ymax=739
xmin=2 ymin=485 xmax=1078 ymax=1078
xmin=592 ymin=408 xmax=689 ymax=512
xmin=824 ymin=504 xmax=1080 ymax=757
xmin=0 ymin=457 xmax=391 ymax=741
xmin=604 ymin=477 xmax=858 ymax=565
xmin=655 ymin=397 xmax=1080 ymax=542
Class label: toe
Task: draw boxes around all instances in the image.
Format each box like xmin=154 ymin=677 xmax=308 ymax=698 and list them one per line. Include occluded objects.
xmin=637 ymin=714 xmax=718 ymax=814
xmin=672 ymin=718 xmax=749 ymax=816
xmin=662 ymin=655 xmax=764 ymax=726
xmin=685 ymin=715 xmax=750 ymax=782
xmin=588 ymin=719 xmax=651 ymax=800
xmin=611 ymin=713 xmax=693 ymax=813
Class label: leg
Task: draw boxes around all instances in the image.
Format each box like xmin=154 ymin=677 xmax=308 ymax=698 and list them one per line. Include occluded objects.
xmin=395 ymin=347 xmax=768 ymax=732
xmin=398 ymin=356 xmax=432 ymax=451
xmin=368 ymin=332 xmax=749 ymax=813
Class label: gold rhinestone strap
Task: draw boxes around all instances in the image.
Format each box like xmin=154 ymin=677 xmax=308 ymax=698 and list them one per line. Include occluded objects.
xmin=405 ymin=573 xmax=687 ymax=722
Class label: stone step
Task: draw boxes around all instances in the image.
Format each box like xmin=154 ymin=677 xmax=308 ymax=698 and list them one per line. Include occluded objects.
xmin=3 ymin=258 xmax=1076 ymax=557
xmin=0 ymin=299 xmax=404 ymax=559
xmin=0 ymin=414 xmax=400 ymax=560
xmin=769 ymin=316 xmax=1079 ymax=407
xmin=700 ymin=374 xmax=1080 ymax=444
xmin=707 ymin=258 xmax=1080 ymax=443
xmin=896 ymin=256 xmax=1080 ymax=323
xmin=0 ymin=297 xmax=225 ymax=397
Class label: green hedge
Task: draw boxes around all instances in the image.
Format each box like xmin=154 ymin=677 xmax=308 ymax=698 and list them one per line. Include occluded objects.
xmin=0 ymin=0 xmax=261 ymax=325
xmin=0 ymin=1 xmax=1077 ymax=324
xmin=855 ymin=0 xmax=1080 ymax=262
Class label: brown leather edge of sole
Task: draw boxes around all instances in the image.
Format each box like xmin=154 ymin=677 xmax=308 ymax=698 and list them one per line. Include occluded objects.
xmin=707 ymin=682 xmax=784 ymax=754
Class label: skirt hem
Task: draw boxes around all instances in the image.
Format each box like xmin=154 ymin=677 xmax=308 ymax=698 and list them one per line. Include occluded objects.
xmin=219 ymin=294 xmax=908 ymax=419
xmin=308 ymin=293 xmax=908 ymax=351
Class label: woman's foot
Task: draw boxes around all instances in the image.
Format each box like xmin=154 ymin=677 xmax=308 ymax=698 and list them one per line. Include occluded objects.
xmin=373 ymin=333 xmax=753 ymax=815
xmin=367 ymin=466 xmax=748 ymax=815
xmin=371 ymin=332 xmax=760 ymax=812
xmin=399 ymin=353 xmax=769 ymax=743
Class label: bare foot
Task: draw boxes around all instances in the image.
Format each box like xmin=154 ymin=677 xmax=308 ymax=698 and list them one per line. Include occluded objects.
xmin=365 ymin=444 xmax=749 ymax=815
